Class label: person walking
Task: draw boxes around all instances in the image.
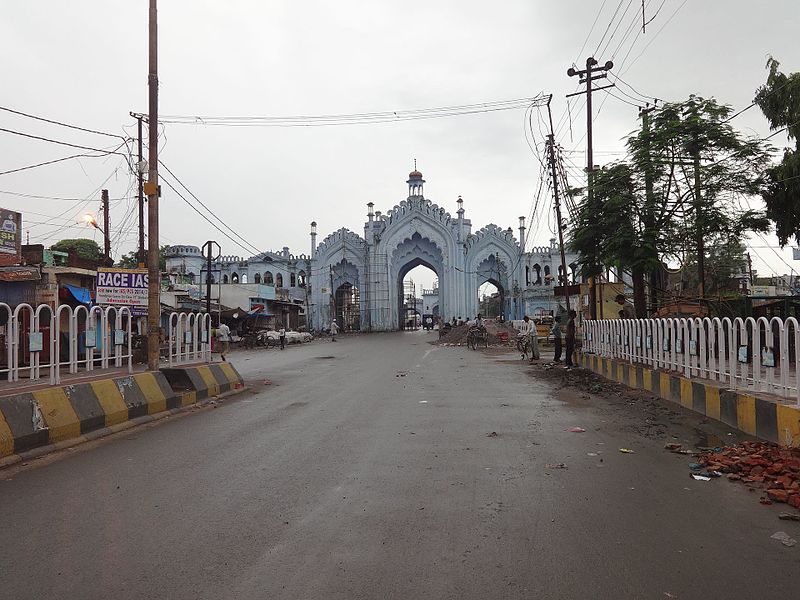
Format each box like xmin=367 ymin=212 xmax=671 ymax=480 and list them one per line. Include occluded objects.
xmin=552 ymin=316 xmax=562 ymax=362
xmin=330 ymin=319 xmax=339 ymax=342
xmin=216 ymin=320 xmax=231 ymax=362
xmin=279 ymin=326 xmax=286 ymax=350
xmin=565 ymin=309 xmax=577 ymax=368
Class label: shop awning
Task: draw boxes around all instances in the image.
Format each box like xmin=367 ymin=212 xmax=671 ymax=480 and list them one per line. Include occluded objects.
xmin=65 ymin=284 xmax=92 ymax=305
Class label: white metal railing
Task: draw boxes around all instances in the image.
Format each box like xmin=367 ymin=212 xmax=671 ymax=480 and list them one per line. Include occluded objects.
xmin=0 ymin=302 xmax=134 ymax=385
xmin=583 ymin=317 xmax=800 ymax=405
xmin=167 ymin=311 xmax=212 ymax=366
xmin=0 ymin=304 xmax=212 ymax=384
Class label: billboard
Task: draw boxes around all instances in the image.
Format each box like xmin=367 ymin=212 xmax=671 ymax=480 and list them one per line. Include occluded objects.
xmin=0 ymin=208 xmax=22 ymax=266
xmin=96 ymin=268 xmax=148 ymax=316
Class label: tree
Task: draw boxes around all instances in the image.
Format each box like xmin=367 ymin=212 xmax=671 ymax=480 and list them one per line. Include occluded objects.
xmin=754 ymin=57 xmax=800 ymax=247
xmin=117 ymin=246 xmax=168 ymax=270
xmin=51 ymin=238 xmax=102 ymax=261
xmin=570 ymin=95 xmax=770 ymax=313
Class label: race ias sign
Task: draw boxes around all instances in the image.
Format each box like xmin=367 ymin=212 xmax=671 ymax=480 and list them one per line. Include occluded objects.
xmin=96 ymin=268 xmax=148 ymax=316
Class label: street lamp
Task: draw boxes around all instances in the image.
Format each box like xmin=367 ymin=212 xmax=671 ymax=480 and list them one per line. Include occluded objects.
xmin=83 ymin=214 xmax=102 ymax=231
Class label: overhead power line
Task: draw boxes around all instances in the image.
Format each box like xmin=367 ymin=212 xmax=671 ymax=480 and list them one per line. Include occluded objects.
xmin=0 ymin=105 xmax=125 ymax=139
xmin=157 ymin=96 xmax=549 ymax=127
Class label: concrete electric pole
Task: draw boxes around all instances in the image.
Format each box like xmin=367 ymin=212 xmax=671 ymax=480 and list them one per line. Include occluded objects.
xmin=145 ymin=0 xmax=160 ymax=371
xmin=567 ymin=56 xmax=615 ymax=319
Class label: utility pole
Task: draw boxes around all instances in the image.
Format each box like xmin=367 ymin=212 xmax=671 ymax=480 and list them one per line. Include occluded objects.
xmin=747 ymin=252 xmax=754 ymax=287
xmin=640 ymin=105 xmax=659 ymax=315
xmin=202 ymin=241 xmax=220 ymax=317
xmin=129 ymin=112 xmax=146 ymax=268
xmin=101 ymin=189 xmax=111 ymax=263
xmin=568 ymin=56 xmax=614 ymax=319
xmin=546 ymin=97 xmax=571 ymax=313
xmin=144 ymin=0 xmax=160 ymax=371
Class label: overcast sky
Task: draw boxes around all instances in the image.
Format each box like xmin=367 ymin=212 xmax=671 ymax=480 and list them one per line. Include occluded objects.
xmin=1 ymin=1 xmax=798 ymax=291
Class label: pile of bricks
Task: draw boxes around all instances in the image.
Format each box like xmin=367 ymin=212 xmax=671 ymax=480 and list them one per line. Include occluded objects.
xmin=697 ymin=441 xmax=800 ymax=509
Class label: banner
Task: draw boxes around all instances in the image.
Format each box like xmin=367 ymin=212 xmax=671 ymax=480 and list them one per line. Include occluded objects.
xmin=96 ymin=268 xmax=148 ymax=316
xmin=0 ymin=208 xmax=22 ymax=265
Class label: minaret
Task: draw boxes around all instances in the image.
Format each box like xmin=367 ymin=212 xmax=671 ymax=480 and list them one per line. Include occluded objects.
xmin=457 ymin=196 xmax=465 ymax=243
xmin=518 ymin=216 xmax=526 ymax=251
xmin=310 ymin=221 xmax=317 ymax=258
xmin=407 ymin=160 xmax=424 ymax=197
xmin=367 ymin=202 xmax=374 ymax=223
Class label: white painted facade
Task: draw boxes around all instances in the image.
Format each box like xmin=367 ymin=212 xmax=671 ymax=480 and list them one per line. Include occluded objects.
xmin=166 ymin=169 xmax=583 ymax=331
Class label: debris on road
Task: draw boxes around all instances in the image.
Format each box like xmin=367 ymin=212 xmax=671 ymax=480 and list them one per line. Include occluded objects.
xmin=779 ymin=512 xmax=800 ymax=521
xmin=545 ymin=463 xmax=567 ymax=469
xmin=568 ymin=427 xmax=586 ymax=433
xmin=619 ymin=448 xmax=635 ymax=454
xmin=770 ymin=531 xmax=797 ymax=547
xmin=665 ymin=443 xmax=683 ymax=452
xmin=396 ymin=370 xmax=408 ymax=377
xmin=262 ymin=379 xmax=272 ymax=385
xmin=691 ymin=474 xmax=711 ymax=481
xmin=486 ymin=431 xmax=498 ymax=437
xmin=695 ymin=440 xmax=800 ymax=511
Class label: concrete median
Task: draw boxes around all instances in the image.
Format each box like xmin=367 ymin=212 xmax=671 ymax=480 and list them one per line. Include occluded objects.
xmin=579 ymin=353 xmax=800 ymax=447
xmin=0 ymin=365 xmax=243 ymax=464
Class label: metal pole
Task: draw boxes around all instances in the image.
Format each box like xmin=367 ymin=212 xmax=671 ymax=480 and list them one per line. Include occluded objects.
xmin=546 ymin=99 xmax=571 ymax=313
xmin=145 ymin=0 xmax=160 ymax=371
xmin=101 ymin=189 xmax=110 ymax=263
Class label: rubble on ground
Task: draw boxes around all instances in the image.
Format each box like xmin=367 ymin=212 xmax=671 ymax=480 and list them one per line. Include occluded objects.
xmin=435 ymin=321 xmax=517 ymax=346
xmin=695 ymin=441 xmax=800 ymax=510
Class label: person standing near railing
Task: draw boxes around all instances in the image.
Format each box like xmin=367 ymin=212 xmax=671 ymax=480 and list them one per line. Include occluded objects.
xmin=616 ymin=294 xmax=635 ymax=319
xmin=552 ymin=316 xmax=562 ymax=363
xmin=216 ymin=321 xmax=231 ymax=361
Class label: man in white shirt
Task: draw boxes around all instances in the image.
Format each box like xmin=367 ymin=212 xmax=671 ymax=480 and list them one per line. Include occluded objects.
xmin=279 ymin=327 xmax=286 ymax=350
xmin=330 ymin=319 xmax=339 ymax=342
xmin=216 ymin=321 xmax=231 ymax=362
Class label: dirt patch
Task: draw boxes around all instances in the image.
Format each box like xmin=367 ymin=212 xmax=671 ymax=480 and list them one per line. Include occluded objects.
xmin=528 ymin=362 xmax=742 ymax=445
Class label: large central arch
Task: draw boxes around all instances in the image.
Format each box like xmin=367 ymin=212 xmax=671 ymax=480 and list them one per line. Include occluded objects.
xmin=310 ymin=169 xmax=526 ymax=331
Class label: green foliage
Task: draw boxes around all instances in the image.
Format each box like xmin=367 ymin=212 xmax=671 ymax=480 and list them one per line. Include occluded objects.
xmin=569 ymin=95 xmax=769 ymax=299
xmin=754 ymin=57 xmax=800 ymax=246
xmin=51 ymin=238 xmax=102 ymax=261
xmin=679 ymin=235 xmax=748 ymax=296
xmin=116 ymin=246 xmax=168 ymax=270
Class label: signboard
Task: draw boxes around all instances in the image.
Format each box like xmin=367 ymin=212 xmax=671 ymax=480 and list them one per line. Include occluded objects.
xmin=0 ymin=208 xmax=22 ymax=265
xmin=96 ymin=268 xmax=148 ymax=316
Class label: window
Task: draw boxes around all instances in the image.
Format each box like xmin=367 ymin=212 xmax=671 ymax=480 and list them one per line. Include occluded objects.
xmin=254 ymin=273 xmax=261 ymax=284
xmin=242 ymin=274 xmax=248 ymax=284
xmin=276 ymin=273 xmax=283 ymax=288
xmin=264 ymin=271 xmax=273 ymax=285
xmin=231 ymin=273 xmax=239 ymax=284
xmin=298 ymin=270 xmax=306 ymax=288
xmin=290 ymin=273 xmax=297 ymax=287
xmin=533 ymin=264 xmax=541 ymax=285
xmin=222 ymin=274 xmax=229 ymax=284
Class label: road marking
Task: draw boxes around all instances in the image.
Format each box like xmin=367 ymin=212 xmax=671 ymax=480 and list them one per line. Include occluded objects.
xmin=422 ymin=347 xmax=437 ymax=360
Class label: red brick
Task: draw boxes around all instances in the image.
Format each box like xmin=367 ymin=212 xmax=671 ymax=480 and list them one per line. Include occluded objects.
xmin=788 ymin=495 xmax=800 ymax=509
xmin=767 ymin=489 xmax=789 ymax=503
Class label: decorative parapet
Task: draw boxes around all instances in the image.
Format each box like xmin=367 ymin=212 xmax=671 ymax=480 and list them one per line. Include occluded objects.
xmin=384 ymin=197 xmax=454 ymax=228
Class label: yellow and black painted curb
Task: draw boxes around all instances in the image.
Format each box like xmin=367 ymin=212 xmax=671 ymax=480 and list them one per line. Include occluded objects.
xmin=0 ymin=363 xmax=245 ymax=462
xmin=578 ymin=353 xmax=800 ymax=447
xmin=160 ymin=363 xmax=244 ymax=405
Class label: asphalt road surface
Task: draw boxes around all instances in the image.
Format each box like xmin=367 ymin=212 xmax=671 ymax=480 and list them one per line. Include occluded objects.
xmin=1 ymin=331 xmax=798 ymax=599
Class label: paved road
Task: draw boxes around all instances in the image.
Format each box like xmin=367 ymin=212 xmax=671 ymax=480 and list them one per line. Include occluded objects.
xmin=1 ymin=331 xmax=797 ymax=599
